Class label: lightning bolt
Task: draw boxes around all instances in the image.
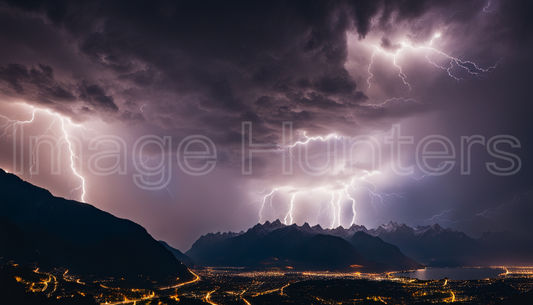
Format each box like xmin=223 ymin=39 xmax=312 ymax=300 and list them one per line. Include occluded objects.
xmin=0 ymin=106 xmax=88 ymax=202
xmin=367 ymin=32 xmax=499 ymax=92
xmin=425 ymin=55 xmax=463 ymax=81
xmin=336 ymin=190 xmax=342 ymax=228
xmin=403 ymin=33 xmax=499 ymax=80
xmin=1 ymin=110 xmax=58 ymax=177
xmin=60 ymin=116 xmax=87 ymax=202
xmin=368 ymin=45 xmax=412 ymax=90
xmin=436 ymin=190 xmax=533 ymax=226
xmin=411 ymin=209 xmax=456 ymax=226
xmin=424 ymin=209 xmax=455 ymax=223
xmin=0 ymin=108 xmax=39 ymax=136
xmin=284 ymin=193 xmax=295 ymax=225
xmin=329 ymin=192 xmax=336 ymax=228
xmin=482 ymin=0 xmax=495 ymax=13
xmin=367 ymin=50 xmax=376 ymax=89
xmin=345 ymin=187 xmax=356 ymax=227
xmin=393 ymin=54 xmax=412 ymax=90
xmin=273 ymin=130 xmax=343 ymax=170
xmin=259 ymin=189 xmax=277 ymax=223
xmin=348 ymin=173 xmax=409 ymax=225
xmin=285 ymin=131 xmax=341 ymax=147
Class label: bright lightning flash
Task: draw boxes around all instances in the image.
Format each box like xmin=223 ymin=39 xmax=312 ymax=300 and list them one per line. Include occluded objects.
xmin=0 ymin=106 xmax=88 ymax=202
xmin=259 ymin=189 xmax=277 ymax=223
xmin=257 ymin=131 xmax=390 ymax=229
xmin=366 ymin=32 xmax=499 ymax=89
xmin=284 ymin=194 xmax=295 ymax=225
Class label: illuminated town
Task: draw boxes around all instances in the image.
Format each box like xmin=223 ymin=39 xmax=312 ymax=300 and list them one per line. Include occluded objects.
xmin=3 ymin=263 xmax=533 ymax=304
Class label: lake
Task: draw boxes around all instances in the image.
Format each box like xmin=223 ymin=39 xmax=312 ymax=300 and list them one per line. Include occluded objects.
xmin=392 ymin=267 xmax=505 ymax=280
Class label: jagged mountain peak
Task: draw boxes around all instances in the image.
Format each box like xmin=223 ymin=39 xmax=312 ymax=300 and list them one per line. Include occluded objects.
xmin=272 ymin=219 xmax=283 ymax=226
xmin=313 ymin=224 xmax=323 ymax=230
xmin=382 ymin=220 xmax=408 ymax=230
xmin=432 ymin=223 xmax=443 ymax=230
xmin=348 ymin=223 xmax=368 ymax=230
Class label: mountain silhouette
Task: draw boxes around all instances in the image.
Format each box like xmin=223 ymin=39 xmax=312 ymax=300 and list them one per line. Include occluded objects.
xmin=159 ymin=240 xmax=196 ymax=268
xmin=359 ymin=221 xmax=533 ymax=267
xmin=348 ymin=231 xmax=422 ymax=270
xmin=297 ymin=234 xmax=386 ymax=271
xmin=186 ymin=220 xmax=420 ymax=272
xmin=362 ymin=221 xmax=481 ymax=266
xmin=0 ymin=169 xmax=193 ymax=283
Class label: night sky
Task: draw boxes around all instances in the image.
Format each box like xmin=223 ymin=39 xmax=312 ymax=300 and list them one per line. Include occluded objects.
xmin=0 ymin=0 xmax=532 ymax=251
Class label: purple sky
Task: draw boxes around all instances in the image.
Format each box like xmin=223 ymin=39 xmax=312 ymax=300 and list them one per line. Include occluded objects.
xmin=0 ymin=0 xmax=532 ymax=251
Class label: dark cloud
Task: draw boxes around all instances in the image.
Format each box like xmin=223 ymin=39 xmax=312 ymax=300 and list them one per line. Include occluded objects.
xmin=118 ymin=110 xmax=145 ymax=125
xmin=312 ymin=73 xmax=358 ymax=95
xmin=379 ymin=37 xmax=402 ymax=53
xmin=0 ymin=0 xmax=461 ymax=133
xmin=117 ymin=66 xmax=159 ymax=87
xmin=355 ymin=98 xmax=432 ymax=120
xmin=0 ymin=63 xmax=59 ymax=94
xmin=0 ymin=63 xmax=119 ymax=116
xmin=77 ymin=81 xmax=118 ymax=113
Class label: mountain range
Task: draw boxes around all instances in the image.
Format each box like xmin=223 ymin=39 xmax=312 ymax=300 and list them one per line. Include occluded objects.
xmin=366 ymin=221 xmax=533 ymax=267
xmin=186 ymin=220 xmax=423 ymax=272
xmin=187 ymin=219 xmax=533 ymax=269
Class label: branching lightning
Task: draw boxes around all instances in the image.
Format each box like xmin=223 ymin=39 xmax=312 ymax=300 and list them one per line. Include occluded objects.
xmin=354 ymin=174 xmax=396 ymax=204
xmin=264 ymin=133 xmax=395 ymax=229
xmin=0 ymin=106 xmax=88 ymax=202
xmin=425 ymin=209 xmax=455 ymax=222
xmin=0 ymin=108 xmax=38 ymax=137
xmin=366 ymin=32 xmax=499 ymax=92
xmin=287 ymin=131 xmax=341 ymax=147
xmin=367 ymin=45 xmax=412 ymax=90
xmin=259 ymin=189 xmax=277 ymax=223
xmin=435 ymin=190 xmax=533 ymax=226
